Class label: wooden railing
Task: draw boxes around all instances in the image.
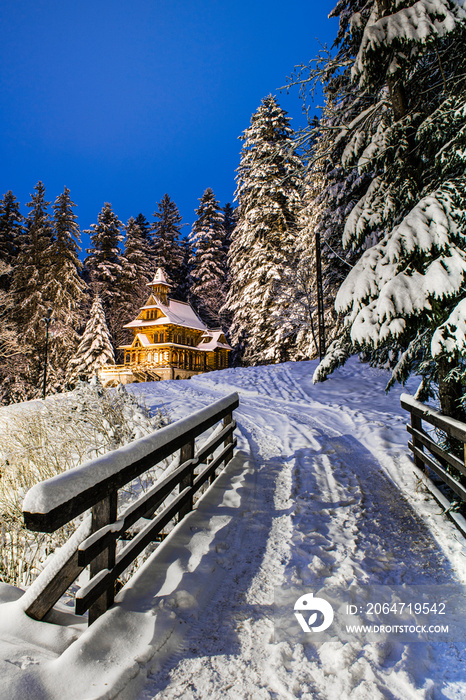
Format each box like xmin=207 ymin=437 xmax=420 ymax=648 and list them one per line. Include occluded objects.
xmin=401 ymin=393 xmax=466 ymax=536
xmin=22 ymin=393 xmax=239 ymax=625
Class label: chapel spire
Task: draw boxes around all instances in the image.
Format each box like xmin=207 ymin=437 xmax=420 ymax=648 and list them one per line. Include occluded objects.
xmin=147 ymin=267 xmax=172 ymax=306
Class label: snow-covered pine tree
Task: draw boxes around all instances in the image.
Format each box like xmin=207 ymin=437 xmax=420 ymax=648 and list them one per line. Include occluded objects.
xmin=43 ymin=187 xmax=88 ymax=390
xmin=152 ymin=194 xmax=184 ymax=287
xmin=0 ymin=191 xmax=22 ymax=269
xmin=84 ymin=203 xmax=130 ymax=347
xmin=134 ymin=213 xmax=155 ymax=268
xmin=13 ymin=182 xmax=55 ymax=394
xmin=314 ymin=0 xmax=466 ymax=419
xmin=0 ymin=191 xmax=23 ymax=398
xmin=220 ymin=203 xmax=237 ymax=329
xmin=189 ymin=188 xmax=226 ymax=327
xmin=291 ymin=105 xmax=369 ymax=361
xmin=286 ymin=0 xmax=378 ymax=360
xmin=66 ymin=295 xmax=115 ymax=385
xmin=134 ymin=212 xmax=152 ymax=240
xmin=226 ymin=95 xmax=302 ymax=364
xmin=284 ymin=171 xmax=325 ymax=361
xmin=175 ymin=238 xmax=192 ymax=303
xmin=222 ymin=202 xmax=236 ymax=252
xmin=0 ymin=260 xmax=28 ymax=405
xmin=123 ymin=216 xmax=155 ymax=312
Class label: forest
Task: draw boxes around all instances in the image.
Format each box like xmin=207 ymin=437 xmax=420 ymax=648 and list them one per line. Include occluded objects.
xmin=1 ymin=0 xmax=466 ymax=423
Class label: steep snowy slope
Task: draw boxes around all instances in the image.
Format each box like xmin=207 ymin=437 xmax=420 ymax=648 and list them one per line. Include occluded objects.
xmin=0 ymin=358 xmax=464 ymax=700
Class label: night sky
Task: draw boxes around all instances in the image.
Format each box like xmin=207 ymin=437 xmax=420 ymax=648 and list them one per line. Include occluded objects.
xmin=0 ymin=1 xmax=338 ymax=251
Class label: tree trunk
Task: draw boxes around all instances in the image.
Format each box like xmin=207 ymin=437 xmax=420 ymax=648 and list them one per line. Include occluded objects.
xmin=437 ymin=357 xmax=466 ymax=422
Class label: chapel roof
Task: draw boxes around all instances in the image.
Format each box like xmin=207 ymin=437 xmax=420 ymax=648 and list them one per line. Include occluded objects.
xmin=198 ymin=330 xmax=232 ymax=351
xmin=123 ymin=298 xmax=207 ymax=331
xmin=147 ymin=267 xmax=172 ymax=288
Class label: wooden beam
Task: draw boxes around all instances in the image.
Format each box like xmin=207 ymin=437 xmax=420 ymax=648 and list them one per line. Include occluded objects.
xmin=75 ymin=487 xmax=192 ymax=615
xmin=179 ymin=439 xmax=195 ymax=520
xmin=196 ymin=421 xmax=236 ymax=466
xmin=193 ymin=439 xmax=237 ymax=493
xmin=88 ymin=491 xmax=118 ymax=624
xmin=409 ymin=443 xmax=466 ymax=502
xmin=24 ymin=395 xmax=239 ymax=533
xmin=401 ymin=394 xmax=466 ymax=443
xmin=25 ymin=550 xmax=84 ymax=621
xmin=77 ymin=457 xmax=198 ymax=567
xmin=410 ymin=412 xmax=425 ymax=471
xmin=407 ymin=424 xmax=466 ymax=477
xmin=223 ymin=412 xmax=235 ymax=465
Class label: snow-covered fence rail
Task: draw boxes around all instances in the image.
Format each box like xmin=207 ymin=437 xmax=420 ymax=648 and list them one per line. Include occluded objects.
xmin=22 ymin=392 xmax=239 ymax=625
xmin=401 ymin=393 xmax=466 ymax=537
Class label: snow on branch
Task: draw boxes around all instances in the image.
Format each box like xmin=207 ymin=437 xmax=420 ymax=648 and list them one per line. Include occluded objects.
xmin=343 ymin=176 xmax=393 ymax=249
xmin=353 ymin=0 xmax=466 ymax=85
xmin=336 ymin=183 xmax=466 ymax=347
xmin=431 ymin=297 xmax=466 ymax=357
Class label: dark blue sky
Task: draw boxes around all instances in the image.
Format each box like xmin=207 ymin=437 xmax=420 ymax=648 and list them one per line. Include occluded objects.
xmin=0 ymin=1 xmax=338 ymax=251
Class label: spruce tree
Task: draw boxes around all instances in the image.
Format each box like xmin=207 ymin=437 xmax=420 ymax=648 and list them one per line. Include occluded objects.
xmin=226 ymin=95 xmax=302 ymax=364
xmin=314 ymin=0 xmax=466 ymax=419
xmin=44 ymin=187 xmax=88 ymax=389
xmin=189 ymin=188 xmax=226 ymax=327
xmin=292 ymin=105 xmax=367 ymax=361
xmin=220 ymin=203 xmax=236 ymax=329
xmin=13 ymin=181 xmax=54 ymax=393
xmin=283 ymin=173 xmax=325 ymax=361
xmin=84 ymin=203 xmax=124 ymax=293
xmin=0 ymin=260 xmax=27 ymax=405
xmin=123 ymin=216 xmax=156 ymax=312
xmin=222 ymin=202 xmax=236 ymax=252
xmin=175 ymin=238 xmax=192 ymax=302
xmin=134 ymin=212 xmax=152 ymax=240
xmin=0 ymin=191 xmax=22 ymax=268
xmin=134 ymin=213 xmax=155 ymax=269
xmin=84 ymin=203 xmax=129 ymax=346
xmin=66 ymin=295 xmax=115 ymax=385
xmin=286 ymin=0 xmax=377 ymax=360
xmin=152 ymin=194 xmax=184 ymax=286
xmin=0 ymin=191 xmax=23 ymax=399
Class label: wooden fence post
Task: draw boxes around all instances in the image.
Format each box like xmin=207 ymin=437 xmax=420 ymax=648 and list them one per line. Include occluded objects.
xmin=209 ymin=457 xmax=216 ymax=484
xmin=179 ymin=438 xmax=195 ymax=520
xmin=223 ymin=412 xmax=234 ymax=466
xmin=24 ymin=549 xmax=85 ymax=622
xmin=209 ymin=416 xmax=233 ymax=485
xmin=88 ymin=490 xmax=117 ymax=625
xmin=411 ymin=411 xmax=425 ymax=470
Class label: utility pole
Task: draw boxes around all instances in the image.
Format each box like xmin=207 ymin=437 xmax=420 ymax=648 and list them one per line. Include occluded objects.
xmin=315 ymin=230 xmax=326 ymax=360
xmin=42 ymin=308 xmax=53 ymax=399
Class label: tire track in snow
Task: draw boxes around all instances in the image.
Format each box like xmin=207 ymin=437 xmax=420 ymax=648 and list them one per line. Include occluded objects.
xmin=138 ymin=408 xmax=296 ymax=699
xmin=135 ymin=365 xmax=464 ymax=700
xmin=264 ymin=411 xmax=461 ymax=700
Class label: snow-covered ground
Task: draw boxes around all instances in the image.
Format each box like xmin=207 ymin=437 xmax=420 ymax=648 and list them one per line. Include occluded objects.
xmin=1 ymin=358 xmax=465 ymax=699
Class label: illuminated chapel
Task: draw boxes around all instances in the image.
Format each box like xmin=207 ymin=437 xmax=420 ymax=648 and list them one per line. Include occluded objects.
xmin=99 ymin=268 xmax=231 ymax=386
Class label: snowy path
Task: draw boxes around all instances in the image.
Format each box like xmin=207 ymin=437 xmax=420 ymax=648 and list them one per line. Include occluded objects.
xmin=1 ymin=359 xmax=465 ymax=700
xmin=130 ymin=360 xmax=466 ymax=700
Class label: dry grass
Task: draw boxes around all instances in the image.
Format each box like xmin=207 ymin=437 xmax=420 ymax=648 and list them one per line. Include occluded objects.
xmin=0 ymin=381 xmax=169 ymax=587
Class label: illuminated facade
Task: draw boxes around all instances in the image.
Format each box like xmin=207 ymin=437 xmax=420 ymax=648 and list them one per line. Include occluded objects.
xmin=99 ymin=268 xmax=231 ymax=385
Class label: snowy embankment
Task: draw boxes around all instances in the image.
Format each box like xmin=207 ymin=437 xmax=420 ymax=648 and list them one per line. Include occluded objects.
xmin=1 ymin=358 xmax=465 ymax=700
